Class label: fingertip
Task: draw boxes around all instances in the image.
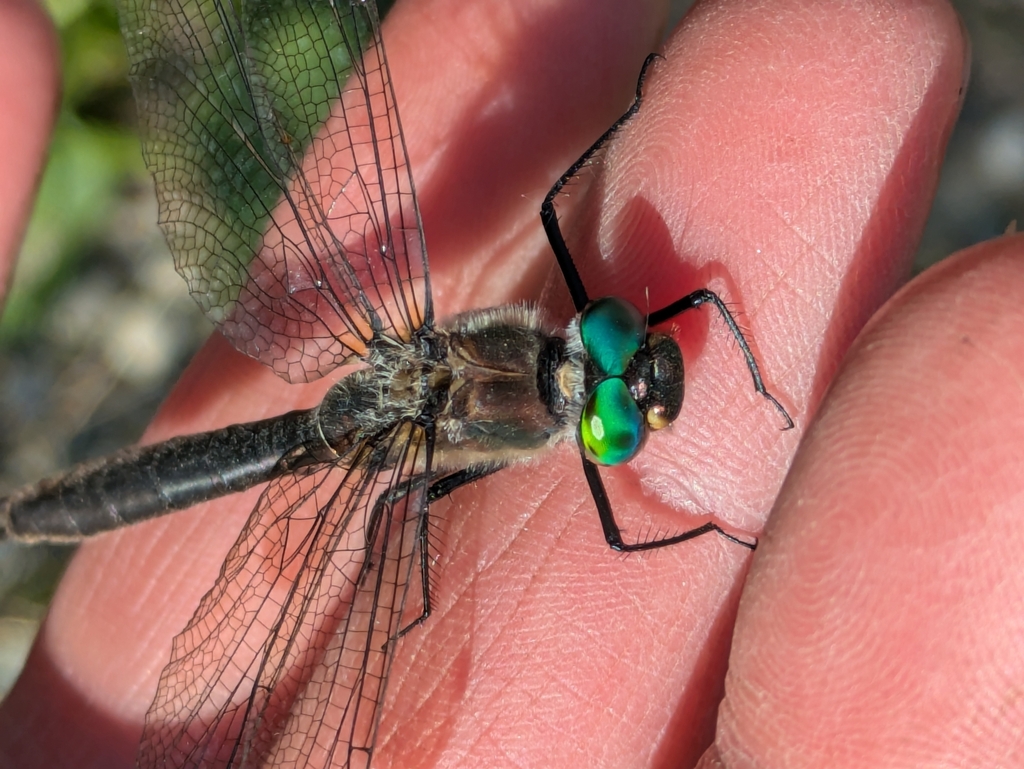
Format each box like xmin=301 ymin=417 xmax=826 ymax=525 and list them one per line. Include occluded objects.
xmin=606 ymin=0 xmax=965 ymax=296
xmin=723 ymin=232 xmax=1024 ymax=766
xmin=0 ymin=0 xmax=60 ymax=282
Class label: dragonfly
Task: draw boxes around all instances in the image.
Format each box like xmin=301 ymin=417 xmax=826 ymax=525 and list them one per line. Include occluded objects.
xmin=1 ymin=0 xmax=792 ymax=766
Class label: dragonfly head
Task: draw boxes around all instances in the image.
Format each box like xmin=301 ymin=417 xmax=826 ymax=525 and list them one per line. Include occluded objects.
xmin=576 ymin=297 xmax=684 ymax=466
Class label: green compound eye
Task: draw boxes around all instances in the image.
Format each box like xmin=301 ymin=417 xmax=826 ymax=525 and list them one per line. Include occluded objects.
xmin=579 ymin=297 xmax=645 ymax=376
xmin=579 ymin=378 xmax=646 ymax=466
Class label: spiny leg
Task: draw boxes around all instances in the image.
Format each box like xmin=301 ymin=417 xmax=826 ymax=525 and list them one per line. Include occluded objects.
xmin=649 ymin=288 xmax=794 ymax=429
xmin=541 ymin=52 xmax=662 ymax=312
xmin=581 ymin=458 xmax=758 ymax=552
xmin=380 ymin=464 xmax=504 ymax=639
xmin=427 ymin=465 xmax=503 ymax=504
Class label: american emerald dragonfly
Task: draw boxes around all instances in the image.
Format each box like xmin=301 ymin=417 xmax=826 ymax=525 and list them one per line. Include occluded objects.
xmin=0 ymin=0 xmax=791 ymax=766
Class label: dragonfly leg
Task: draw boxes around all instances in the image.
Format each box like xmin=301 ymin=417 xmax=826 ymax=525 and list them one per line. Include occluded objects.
xmin=392 ymin=464 xmax=505 ymax=640
xmin=648 ymin=288 xmax=794 ymax=429
xmin=426 ymin=464 xmax=505 ymax=503
xmin=541 ymin=53 xmax=663 ymax=312
xmin=581 ymin=456 xmax=758 ymax=552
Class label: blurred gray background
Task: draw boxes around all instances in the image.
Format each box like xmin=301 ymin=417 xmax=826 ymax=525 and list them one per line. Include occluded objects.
xmin=0 ymin=0 xmax=1022 ymax=697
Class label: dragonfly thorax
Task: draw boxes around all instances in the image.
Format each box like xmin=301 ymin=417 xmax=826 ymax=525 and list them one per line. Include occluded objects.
xmin=310 ymin=304 xmax=584 ymax=474
xmin=431 ymin=304 xmax=583 ymax=470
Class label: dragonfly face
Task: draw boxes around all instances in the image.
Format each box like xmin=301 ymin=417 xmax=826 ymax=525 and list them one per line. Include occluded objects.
xmin=576 ymin=296 xmax=685 ymax=466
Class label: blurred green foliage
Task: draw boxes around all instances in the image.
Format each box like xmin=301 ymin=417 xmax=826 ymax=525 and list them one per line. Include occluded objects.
xmin=4 ymin=0 xmax=399 ymax=340
xmin=2 ymin=0 xmax=145 ymax=338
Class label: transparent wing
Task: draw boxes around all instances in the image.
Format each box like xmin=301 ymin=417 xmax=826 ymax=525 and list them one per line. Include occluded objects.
xmin=118 ymin=0 xmax=431 ymax=383
xmin=138 ymin=422 xmax=432 ymax=768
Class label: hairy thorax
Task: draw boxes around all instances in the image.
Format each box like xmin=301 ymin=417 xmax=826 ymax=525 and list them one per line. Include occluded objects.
xmin=313 ymin=305 xmax=585 ymax=473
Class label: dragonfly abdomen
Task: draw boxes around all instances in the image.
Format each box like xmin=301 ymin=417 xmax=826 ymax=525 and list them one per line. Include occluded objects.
xmin=0 ymin=409 xmax=325 ymax=542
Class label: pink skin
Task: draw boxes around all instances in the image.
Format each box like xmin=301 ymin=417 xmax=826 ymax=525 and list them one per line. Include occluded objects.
xmin=0 ymin=0 xmax=59 ymax=292
xmin=3 ymin=0 xmax=1013 ymax=767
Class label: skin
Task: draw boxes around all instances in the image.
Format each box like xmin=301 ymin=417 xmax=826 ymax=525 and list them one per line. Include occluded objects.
xmin=3 ymin=0 xmax=1020 ymax=766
